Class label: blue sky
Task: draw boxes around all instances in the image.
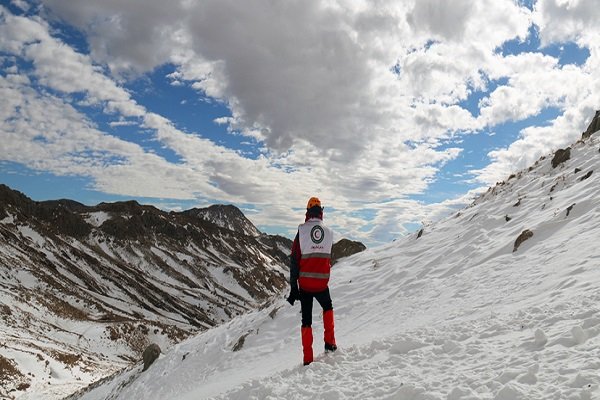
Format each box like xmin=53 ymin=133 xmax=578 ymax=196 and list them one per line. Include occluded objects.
xmin=1 ymin=0 xmax=599 ymax=246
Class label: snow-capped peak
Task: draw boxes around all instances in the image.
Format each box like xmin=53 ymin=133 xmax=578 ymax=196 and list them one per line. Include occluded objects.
xmin=186 ymin=204 xmax=262 ymax=237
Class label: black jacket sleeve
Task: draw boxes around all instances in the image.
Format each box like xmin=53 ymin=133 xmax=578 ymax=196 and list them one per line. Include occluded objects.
xmin=290 ymin=232 xmax=300 ymax=286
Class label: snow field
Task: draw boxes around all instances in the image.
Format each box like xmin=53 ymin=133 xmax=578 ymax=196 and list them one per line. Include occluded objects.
xmin=213 ymin=295 xmax=600 ymax=400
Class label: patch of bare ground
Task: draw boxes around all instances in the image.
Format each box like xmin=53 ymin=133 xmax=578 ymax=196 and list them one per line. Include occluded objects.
xmin=106 ymin=322 xmax=151 ymax=355
xmin=0 ymin=303 xmax=14 ymax=325
xmin=49 ymin=350 xmax=83 ymax=368
xmin=152 ymin=322 xmax=191 ymax=343
xmin=106 ymin=321 xmax=190 ymax=356
xmin=0 ymin=354 xmax=29 ymax=396
xmin=36 ymin=292 xmax=88 ymax=320
xmin=0 ymin=304 xmax=11 ymax=316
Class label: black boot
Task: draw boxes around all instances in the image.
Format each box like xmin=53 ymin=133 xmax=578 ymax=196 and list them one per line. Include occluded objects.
xmin=324 ymin=343 xmax=337 ymax=352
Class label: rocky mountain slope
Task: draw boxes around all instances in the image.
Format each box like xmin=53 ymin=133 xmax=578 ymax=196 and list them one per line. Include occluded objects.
xmin=331 ymin=238 xmax=367 ymax=264
xmin=0 ymin=188 xmax=291 ymax=399
xmin=184 ymin=205 xmax=262 ymax=237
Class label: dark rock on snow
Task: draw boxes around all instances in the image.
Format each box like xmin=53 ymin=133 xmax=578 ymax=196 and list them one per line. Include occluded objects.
xmin=331 ymin=238 xmax=367 ymax=264
xmin=579 ymin=170 xmax=593 ymax=182
xmin=551 ymin=148 xmax=571 ymax=169
xmin=142 ymin=343 xmax=161 ymax=371
xmin=513 ymin=230 xmax=534 ymax=253
xmin=582 ymin=110 xmax=600 ymax=139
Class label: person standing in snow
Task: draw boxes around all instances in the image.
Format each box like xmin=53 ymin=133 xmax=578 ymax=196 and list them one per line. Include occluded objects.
xmin=287 ymin=197 xmax=337 ymax=366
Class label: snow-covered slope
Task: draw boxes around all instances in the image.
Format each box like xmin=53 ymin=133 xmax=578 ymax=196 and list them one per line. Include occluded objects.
xmin=0 ymin=193 xmax=291 ymax=399
xmin=75 ymin=134 xmax=600 ymax=399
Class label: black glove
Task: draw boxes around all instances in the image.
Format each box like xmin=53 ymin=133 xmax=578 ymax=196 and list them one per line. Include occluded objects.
xmin=286 ymin=284 xmax=300 ymax=306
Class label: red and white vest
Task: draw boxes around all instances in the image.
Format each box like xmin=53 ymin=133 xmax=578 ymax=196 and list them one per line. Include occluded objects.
xmin=298 ymin=218 xmax=333 ymax=292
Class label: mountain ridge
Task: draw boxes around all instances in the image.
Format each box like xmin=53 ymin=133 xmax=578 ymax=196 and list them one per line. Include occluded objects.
xmin=0 ymin=186 xmax=292 ymax=398
xmin=0 ymin=183 xmax=367 ymax=398
xmin=182 ymin=204 xmax=262 ymax=237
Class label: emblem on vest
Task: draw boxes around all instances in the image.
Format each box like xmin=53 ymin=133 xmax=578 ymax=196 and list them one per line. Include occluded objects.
xmin=310 ymin=225 xmax=325 ymax=244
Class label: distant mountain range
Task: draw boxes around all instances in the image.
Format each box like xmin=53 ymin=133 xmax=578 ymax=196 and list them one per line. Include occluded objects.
xmin=0 ymin=186 xmax=294 ymax=397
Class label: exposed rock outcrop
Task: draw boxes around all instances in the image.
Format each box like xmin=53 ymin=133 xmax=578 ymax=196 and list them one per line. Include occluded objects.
xmin=142 ymin=343 xmax=161 ymax=371
xmin=579 ymin=170 xmax=593 ymax=182
xmin=551 ymin=148 xmax=571 ymax=168
xmin=513 ymin=230 xmax=533 ymax=252
xmin=582 ymin=110 xmax=600 ymax=139
xmin=332 ymin=238 xmax=367 ymax=264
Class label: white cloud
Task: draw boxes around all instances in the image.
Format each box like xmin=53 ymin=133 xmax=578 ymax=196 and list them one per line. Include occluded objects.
xmin=534 ymin=0 xmax=600 ymax=45
xmin=0 ymin=6 xmax=308 ymax=205
xmin=40 ymin=0 xmax=188 ymax=76
xmin=109 ymin=119 xmax=137 ymax=127
xmin=2 ymin=1 xmax=600 ymax=245
xmin=10 ymin=0 xmax=30 ymax=12
xmin=407 ymin=0 xmax=474 ymax=41
xmin=467 ymin=2 xmax=600 ymax=185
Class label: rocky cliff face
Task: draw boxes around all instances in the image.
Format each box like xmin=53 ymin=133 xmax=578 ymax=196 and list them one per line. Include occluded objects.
xmin=582 ymin=109 xmax=600 ymax=139
xmin=332 ymin=238 xmax=367 ymax=264
xmin=0 ymin=185 xmax=291 ymax=397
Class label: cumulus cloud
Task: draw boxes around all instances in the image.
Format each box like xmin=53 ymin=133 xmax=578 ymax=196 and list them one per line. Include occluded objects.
xmin=37 ymin=0 xmax=431 ymax=155
xmin=40 ymin=0 xmax=187 ymax=75
xmin=467 ymin=2 xmax=600 ymax=185
xmin=534 ymin=0 xmax=600 ymax=45
xmin=9 ymin=0 xmax=30 ymax=12
xmin=0 ymin=6 xmax=308 ymax=204
xmin=407 ymin=0 xmax=474 ymax=41
xmin=2 ymin=1 xmax=600 ymax=245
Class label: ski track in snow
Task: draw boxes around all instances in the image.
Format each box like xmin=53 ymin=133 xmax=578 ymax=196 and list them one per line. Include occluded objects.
xmin=35 ymin=139 xmax=600 ymax=399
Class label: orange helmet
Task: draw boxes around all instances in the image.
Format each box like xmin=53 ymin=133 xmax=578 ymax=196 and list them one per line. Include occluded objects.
xmin=306 ymin=197 xmax=321 ymax=209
